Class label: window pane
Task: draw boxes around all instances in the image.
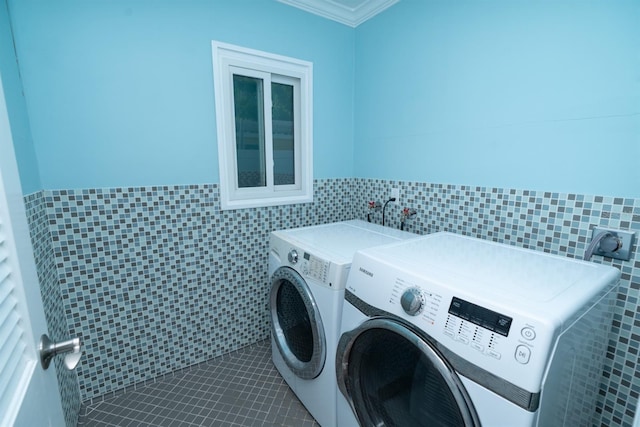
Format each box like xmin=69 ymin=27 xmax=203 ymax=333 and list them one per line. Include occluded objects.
xmin=234 ymin=75 xmax=266 ymax=188
xmin=272 ymin=82 xmax=295 ymax=185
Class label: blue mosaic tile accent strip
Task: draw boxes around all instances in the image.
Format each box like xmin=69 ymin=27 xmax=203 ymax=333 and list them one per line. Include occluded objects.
xmin=353 ymin=179 xmax=639 ymax=427
xmin=24 ymin=192 xmax=81 ymax=427
xmin=26 ymin=178 xmax=638 ymax=426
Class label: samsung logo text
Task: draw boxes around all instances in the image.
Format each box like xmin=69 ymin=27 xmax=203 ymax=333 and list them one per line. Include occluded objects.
xmin=359 ymin=267 xmax=374 ymax=277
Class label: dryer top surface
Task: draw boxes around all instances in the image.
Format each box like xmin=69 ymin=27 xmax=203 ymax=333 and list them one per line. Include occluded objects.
xmin=272 ymin=220 xmax=416 ymax=265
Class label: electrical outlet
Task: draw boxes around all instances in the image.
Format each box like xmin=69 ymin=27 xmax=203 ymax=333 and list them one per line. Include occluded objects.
xmin=591 ymin=227 xmax=635 ymax=261
xmin=391 ymin=188 xmax=400 ymax=203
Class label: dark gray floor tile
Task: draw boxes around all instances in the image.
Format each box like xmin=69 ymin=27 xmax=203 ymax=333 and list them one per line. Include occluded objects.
xmin=78 ymin=340 xmax=319 ymax=426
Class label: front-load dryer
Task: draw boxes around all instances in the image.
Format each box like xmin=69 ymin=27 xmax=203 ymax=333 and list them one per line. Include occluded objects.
xmin=269 ymin=220 xmax=416 ymax=427
xmin=336 ymin=232 xmax=620 ymax=427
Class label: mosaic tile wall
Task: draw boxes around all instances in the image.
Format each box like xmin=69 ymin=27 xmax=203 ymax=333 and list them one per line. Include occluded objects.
xmin=24 ymin=192 xmax=81 ymax=427
xmin=25 ymin=177 xmax=638 ymax=426
xmin=39 ymin=179 xmax=353 ymax=403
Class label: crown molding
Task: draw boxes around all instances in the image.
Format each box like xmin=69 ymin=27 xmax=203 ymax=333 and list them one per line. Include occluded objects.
xmin=278 ymin=0 xmax=399 ymax=27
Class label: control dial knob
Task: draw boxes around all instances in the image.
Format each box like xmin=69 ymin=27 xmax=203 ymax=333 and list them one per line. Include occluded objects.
xmin=288 ymin=249 xmax=299 ymax=265
xmin=400 ymin=287 xmax=424 ymax=316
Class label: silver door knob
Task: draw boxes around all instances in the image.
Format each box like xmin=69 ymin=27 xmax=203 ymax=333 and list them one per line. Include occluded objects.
xmin=39 ymin=334 xmax=82 ymax=370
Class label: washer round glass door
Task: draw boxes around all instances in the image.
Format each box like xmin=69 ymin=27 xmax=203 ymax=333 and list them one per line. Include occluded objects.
xmin=337 ymin=318 xmax=480 ymax=427
xmin=270 ymin=266 xmax=326 ymax=379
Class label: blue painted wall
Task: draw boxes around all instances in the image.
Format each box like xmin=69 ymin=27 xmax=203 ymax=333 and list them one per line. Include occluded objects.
xmin=7 ymin=1 xmax=640 ymax=196
xmin=0 ymin=0 xmax=41 ymax=194
xmin=353 ymin=0 xmax=640 ymax=198
xmin=8 ymin=0 xmax=355 ymax=190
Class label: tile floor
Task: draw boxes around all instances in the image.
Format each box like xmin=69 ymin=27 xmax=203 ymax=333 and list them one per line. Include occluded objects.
xmin=78 ymin=340 xmax=320 ymax=426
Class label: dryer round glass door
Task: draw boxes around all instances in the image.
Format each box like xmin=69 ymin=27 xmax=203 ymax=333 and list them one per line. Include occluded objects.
xmin=336 ymin=318 xmax=480 ymax=427
xmin=270 ymin=266 xmax=326 ymax=379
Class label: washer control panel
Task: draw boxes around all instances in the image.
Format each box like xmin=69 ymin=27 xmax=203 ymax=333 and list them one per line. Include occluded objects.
xmin=444 ymin=298 xmax=511 ymax=361
xmin=388 ymin=277 xmax=539 ymax=371
xmin=443 ymin=297 xmax=538 ymax=366
xmin=448 ymin=297 xmax=512 ymax=336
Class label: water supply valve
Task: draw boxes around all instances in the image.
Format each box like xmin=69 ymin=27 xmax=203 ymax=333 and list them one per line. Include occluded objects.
xmin=367 ymin=201 xmax=382 ymax=222
xmin=402 ymin=208 xmax=417 ymax=219
xmin=400 ymin=208 xmax=417 ymax=230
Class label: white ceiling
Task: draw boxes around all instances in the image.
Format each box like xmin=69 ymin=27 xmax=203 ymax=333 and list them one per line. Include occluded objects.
xmin=277 ymin=0 xmax=399 ymax=27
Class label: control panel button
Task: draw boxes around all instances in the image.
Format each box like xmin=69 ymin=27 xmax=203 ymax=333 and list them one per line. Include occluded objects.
xmin=471 ymin=342 xmax=484 ymax=352
xmin=487 ymin=349 xmax=501 ymax=360
xmin=521 ymin=327 xmax=536 ymax=341
xmin=515 ymin=345 xmax=531 ymax=364
xmin=288 ymin=249 xmax=299 ymax=265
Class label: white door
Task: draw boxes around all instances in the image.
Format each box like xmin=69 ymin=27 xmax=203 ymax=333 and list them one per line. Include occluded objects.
xmin=0 ymin=76 xmax=65 ymax=425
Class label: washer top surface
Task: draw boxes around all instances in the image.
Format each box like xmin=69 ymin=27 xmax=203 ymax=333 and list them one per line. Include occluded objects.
xmin=272 ymin=220 xmax=416 ymax=265
xmin=355 ymin=232 xmax=620 ymax=305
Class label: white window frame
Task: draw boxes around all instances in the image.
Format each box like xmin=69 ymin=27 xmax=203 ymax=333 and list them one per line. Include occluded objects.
xmin=212 ymin=41 xmax=313 ymax=210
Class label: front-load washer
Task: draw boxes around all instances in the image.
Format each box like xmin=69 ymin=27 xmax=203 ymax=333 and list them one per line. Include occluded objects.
xmin=336 ymin=232 xmax=620 ymax=427
xmin=269 ymin=220 xmax=417 ymax=427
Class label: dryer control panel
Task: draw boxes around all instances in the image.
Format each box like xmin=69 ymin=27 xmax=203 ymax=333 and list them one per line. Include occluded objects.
xmin=299 ymin=251 xmax=330 ymax=284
